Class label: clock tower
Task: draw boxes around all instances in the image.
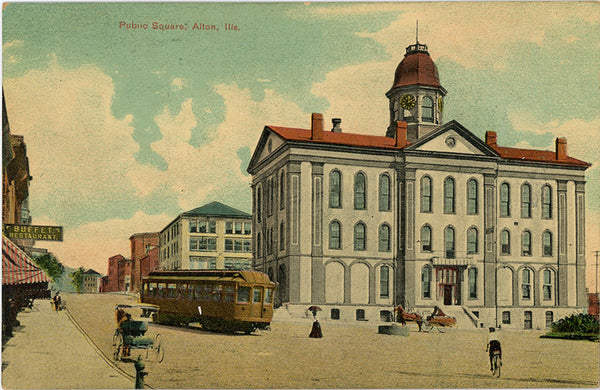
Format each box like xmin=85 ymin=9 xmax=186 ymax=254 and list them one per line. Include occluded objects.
xmin=386 ymin=40 xmax=447 ymax=142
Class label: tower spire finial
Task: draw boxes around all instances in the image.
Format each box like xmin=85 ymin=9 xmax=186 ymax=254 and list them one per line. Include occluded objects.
xmin=416 ymin=20 xmax=419 ymax=44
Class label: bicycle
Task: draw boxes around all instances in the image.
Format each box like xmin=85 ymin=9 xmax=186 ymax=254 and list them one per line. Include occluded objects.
xmin=491 ymin=350 xmax=501 ymax=377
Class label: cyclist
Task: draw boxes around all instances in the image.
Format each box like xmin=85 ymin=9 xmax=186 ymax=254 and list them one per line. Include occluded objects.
xmin=486 ymin=327 xmax=502 ymax=371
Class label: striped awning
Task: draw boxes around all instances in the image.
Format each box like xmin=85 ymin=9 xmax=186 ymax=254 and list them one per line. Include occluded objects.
xmin=2 ymin=235 xmax=50 ymax=285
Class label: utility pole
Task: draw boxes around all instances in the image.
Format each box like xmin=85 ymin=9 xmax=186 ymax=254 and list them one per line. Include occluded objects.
xmin=593 ymin=251 xmax=600 ymax=294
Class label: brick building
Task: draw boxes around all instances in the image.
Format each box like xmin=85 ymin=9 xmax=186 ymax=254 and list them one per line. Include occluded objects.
xmin=129 ymin=232 xmax=159 ymax=292
xmin=106 ymin=254 xmax=132 ymax=293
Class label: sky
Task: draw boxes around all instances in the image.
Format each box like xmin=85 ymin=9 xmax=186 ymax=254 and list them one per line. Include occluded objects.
xmin=2 ymin=2 xmax=599 ymax=289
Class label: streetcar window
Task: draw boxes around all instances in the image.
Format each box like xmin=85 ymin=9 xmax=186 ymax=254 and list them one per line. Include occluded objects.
xmin=167 ymin=283 xmax=177 ymax=298
xmin=157 ymin=283 xmax=166 ymax=298
xmin=253 ymin=287 xmax=263 ymax=303
xmin=264 ymin=288 xmax=273 ymax=304
xmin=224 ymin=285 xmax=235 ymax=302
xmin=237 ymin=287 xmax=250 ymax=303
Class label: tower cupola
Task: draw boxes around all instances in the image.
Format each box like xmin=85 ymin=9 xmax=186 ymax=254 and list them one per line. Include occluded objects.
xmin=386 ymin=37 xmax=447 ymax=142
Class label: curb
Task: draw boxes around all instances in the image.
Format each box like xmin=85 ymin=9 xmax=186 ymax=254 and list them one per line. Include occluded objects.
xmin=64 ymin=307 xmax=151 ymax=388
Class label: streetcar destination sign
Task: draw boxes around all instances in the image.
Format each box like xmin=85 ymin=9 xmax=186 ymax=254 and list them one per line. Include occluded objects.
xmin=3 ymin=224 xmax=63 ymax=242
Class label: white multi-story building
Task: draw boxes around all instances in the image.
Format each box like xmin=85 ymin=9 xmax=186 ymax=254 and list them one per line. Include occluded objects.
xmin=247 ymin=40 xmax=590 ymax=329
xmin=159 ymin=201 xmax=253 ymax=271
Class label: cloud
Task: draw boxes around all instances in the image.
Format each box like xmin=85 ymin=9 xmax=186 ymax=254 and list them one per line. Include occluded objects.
xmin=171 ymin=77 xmax=185 ymax=90
xmin=40 ymin=212 xmax=172 ymax=272
xmin=127 ymin=83 xmax=308 ymax=211
xmin=3 ymin=39 xmax=23 ymax=50
xmin=4 ymin=59 xmax=140 ymax=223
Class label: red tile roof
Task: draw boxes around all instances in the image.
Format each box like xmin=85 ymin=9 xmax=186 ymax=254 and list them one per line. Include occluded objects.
xmin=491 ymin=145 xmax=590 ymax=167
xmin=268 ymin=126 xmax=403 ymax=150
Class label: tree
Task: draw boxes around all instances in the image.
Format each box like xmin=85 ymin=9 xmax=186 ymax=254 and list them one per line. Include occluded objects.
xmin=32 ymin=254 xmax=65 ymax=282
xmin=70 ymin=267 xmax=85 ymax=294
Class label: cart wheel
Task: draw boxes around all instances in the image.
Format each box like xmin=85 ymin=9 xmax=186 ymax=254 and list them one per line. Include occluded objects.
xmin=154 ymin=334 xmax=164 ymax=363
xmin=423 ymin=323 xmax=433 ymax=333
xmin=113 ymin=333 xmax=123 ymax=361
xmin=436 ymin=326 xmax=446 ymax=333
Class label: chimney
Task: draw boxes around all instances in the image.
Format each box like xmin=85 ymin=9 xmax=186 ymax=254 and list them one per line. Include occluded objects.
xmin=486 ymin=131 xmax=497 ymax=148
xmin=395 ymin=121 xmax=408 ymax=148
xmin=556 ymin=137 xmax=567 ymax=161
xmin=331 ymin=118 xmax=342 ymax=133
xmin=311 ymin=113 xmax=324 ymax=141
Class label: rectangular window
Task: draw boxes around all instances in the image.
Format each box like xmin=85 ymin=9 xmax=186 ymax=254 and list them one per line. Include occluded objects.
xmin=225 ymin=239 xmax=233 ymax=252
xmin=502 ymin=311 xmax=511 ymax=324
xmin=237 ymin=287 xmax=250 ymax=303
xmin=234 ymin=240 xmax=243 ymax=252
xmin=543 ymin=270 xmax=552 ymax=300
xmin=190 ymin=220 xmax=198 ymax=233
xmin=253 ymin=288 xmax=262 ymax=303
xmin=235 ymin=222 xmax=243 ymax=234
xmin=244 ymin=222 xmax=252 ymax=235
xmin=265 ymin=289 xmax=273 ymax=304
xmin=226 ymin=222 xmax=233 ymax=234
xmin=468 ymin=268 xmax=477 ymax=299
xmin=545 ymin=311 xmax=554 ymax=328
xmin=243 ymin=240 xmax=252 ymax=253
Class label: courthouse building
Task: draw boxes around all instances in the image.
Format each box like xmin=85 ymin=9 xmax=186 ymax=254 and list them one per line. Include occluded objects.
xmin=247 ymin=40 xmax=590 ymax=329
xmin=158 ymin=201 xmax=253 ymax=271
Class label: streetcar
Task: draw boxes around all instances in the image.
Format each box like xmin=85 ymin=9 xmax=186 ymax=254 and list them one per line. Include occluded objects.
xmin=141 ymin=270 xmax=276 ymax=334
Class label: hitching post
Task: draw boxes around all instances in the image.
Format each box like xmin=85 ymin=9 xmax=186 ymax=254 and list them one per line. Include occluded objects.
xmin=134 ymin=356 xmax=147 ymax=389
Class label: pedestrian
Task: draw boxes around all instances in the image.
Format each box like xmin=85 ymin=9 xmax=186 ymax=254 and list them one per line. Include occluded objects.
xmin=309 ymin=319 xmax=323 ymax=338
xmin=56 ymin=294 xmax=62 ymax=311
xmin=52 ymin=293 xmax=60 ymax=312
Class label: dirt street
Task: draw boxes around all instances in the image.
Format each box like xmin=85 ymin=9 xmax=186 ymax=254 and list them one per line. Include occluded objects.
xmin=65 ymin=293 xmax=599 ymax=389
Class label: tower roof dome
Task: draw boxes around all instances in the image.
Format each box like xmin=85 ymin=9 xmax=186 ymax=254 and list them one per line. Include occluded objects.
xmin=391 ymin=42 xmax=441 ymax=90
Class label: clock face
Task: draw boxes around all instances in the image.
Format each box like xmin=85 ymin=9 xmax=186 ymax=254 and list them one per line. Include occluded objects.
xmin=438 ymin=97 xmax=444 ymax=112
xmin=400 ymin=94 xmax=416 ymax=110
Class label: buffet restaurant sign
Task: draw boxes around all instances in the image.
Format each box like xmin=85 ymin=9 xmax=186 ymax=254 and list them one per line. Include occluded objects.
xmin=3 ymin=224 xmax=63 ymax=241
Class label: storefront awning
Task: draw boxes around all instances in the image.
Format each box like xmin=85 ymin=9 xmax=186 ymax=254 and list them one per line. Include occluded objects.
xmin=3 ymin=235 xmax=50 ymax=285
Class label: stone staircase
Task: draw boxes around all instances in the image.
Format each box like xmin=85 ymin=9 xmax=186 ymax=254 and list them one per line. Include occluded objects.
xmin=438 ymin=305 xmax=479 ymax=329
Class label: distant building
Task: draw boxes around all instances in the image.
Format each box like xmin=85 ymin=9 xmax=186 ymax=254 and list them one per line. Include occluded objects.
xmin=106 ymin=254 xmax=132 ymax=292
xmin=82 ymin=269 xmax=102 ymax=293
xmin=159 ymin=201 xmax=253 ymax=271
xmin=100 ymin=275 xmax=109 ymax=293
xmin=140 ymin=246 xmax=159 ymax=282
xmin=129 ymin=232 xmax=159 ymax=292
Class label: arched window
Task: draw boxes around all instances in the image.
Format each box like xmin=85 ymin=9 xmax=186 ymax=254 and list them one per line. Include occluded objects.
xmin=543 ymin=231 xmax=552 ymax=256
xmin=279 ymin=170 xmax=285 ymax=210
xmin=422 ymin=96 xmax=434 ymax=122
xmin=467 ymin=227 xmax=478 ymax=254
xmin=329 ymin=170 xmax=341 ymax=208
xmin=256 ymin=232 xmax=262 ymax=257
xmin=468 ymin=268 xmax=478 ymax=299
xmin=354 ymin=222 xmax=366 ymax=251
xmin=329 ymin=221 xmax=341 ymax=250
xmin=542 ymin=185 xmax=552 ymax=219
xmin=279 ymin=221 xmax=285 ymax=251
xmin=444 ymin=177 xmax=455 ymax=214
xmin=257 ymin=187 xmax=262 ymax=222
xmin=500 ymin=183 xmax=510 ymax=217
xmin=378 ymin=224 xmax=391 ymax=252
xmin=421 ymin=176 xmax=432 ymax=212
xmin=521 ymin=183 xmax=531 ymax=218
xmin=380 ymin=266 xmax=390 ymax=298
xmin=445 ymin=226 xmax=455 ymax=259
xmin=500 ymin=229 xmax=511 ymax=255
xmin=467 ymin=179 xmax=478 ymax=215
xmin=422 ymin=265 xmax=432 ymax=299
xmin=522 ymin=268 xmax=532 ymax=299
xmin=421 ymin=225 xmax=432 ymax=252
xmin=379 ymin=174 xmax=391 ymax=211
xmin=354 ymin=172 xmax=366 ymax=210
xmin=543 ymin=269 xmax=553 ymax=300
xmin=522 ymin=230 xmax=532 ymax=256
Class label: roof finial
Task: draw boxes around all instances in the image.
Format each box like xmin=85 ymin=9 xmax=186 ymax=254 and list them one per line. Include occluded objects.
xmin=416 ymin=20 xmax=419 ymax=44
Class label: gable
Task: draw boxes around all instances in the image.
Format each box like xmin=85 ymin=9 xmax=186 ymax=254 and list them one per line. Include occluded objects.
xmin=407 ymin=120 xmax=499 ymax=157
xmin=247 ymin=127 xmax=286 ymax=174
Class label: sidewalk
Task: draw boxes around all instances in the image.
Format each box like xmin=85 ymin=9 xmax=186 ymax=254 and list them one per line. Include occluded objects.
xmin=1 ymin=299 xmax=133 ymax=389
